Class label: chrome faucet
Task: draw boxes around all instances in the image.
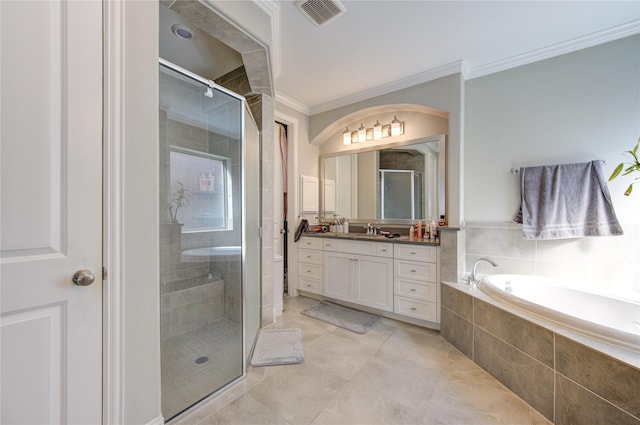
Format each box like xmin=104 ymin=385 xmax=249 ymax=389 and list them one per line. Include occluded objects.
xmin=469 ymin=257 xmax=499 ymax=285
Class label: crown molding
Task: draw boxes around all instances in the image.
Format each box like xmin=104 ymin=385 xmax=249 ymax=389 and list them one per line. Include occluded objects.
xmin=275 ymin=92 xmax=310 ymax=115
xmin=253 ymin=0 xmax=279 ymax=16
xmin=309 ymin=60 xmax=466 ymax=115
xmin=273 ymin=20 xmax=640 ymax=117
xmin=467 ymin=19 xmax=640 ymax=79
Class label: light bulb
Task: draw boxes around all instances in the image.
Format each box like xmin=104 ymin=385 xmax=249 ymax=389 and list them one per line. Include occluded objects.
xmin=373 ymin=120 xmax=382 ymax=140
xmin=343 ymin=127 xmax=351 ymax=145
xmin=358 ymin=124 xmax=366 ymax=143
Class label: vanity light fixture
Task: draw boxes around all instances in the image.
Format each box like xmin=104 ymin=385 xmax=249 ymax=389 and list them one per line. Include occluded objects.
xmin=342 ymin=116 xmax=405 ymax=144
xmin=342 ymin=127 xmax=351 ymax=145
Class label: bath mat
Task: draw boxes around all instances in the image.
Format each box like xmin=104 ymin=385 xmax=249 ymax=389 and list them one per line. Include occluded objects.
xmin=250 ymin=328 xmax=304 ymax=367
xmin=301 ymin=301 xmax=381 ymax=334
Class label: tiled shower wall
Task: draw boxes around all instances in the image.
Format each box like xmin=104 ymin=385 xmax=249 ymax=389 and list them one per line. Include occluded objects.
xmin=464 ymin=222 xmax=640 ymax=294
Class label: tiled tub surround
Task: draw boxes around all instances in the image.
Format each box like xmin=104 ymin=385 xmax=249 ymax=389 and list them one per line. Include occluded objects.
xmin=479 ymin=273 xmax=640 ymax=351
xmin=465 ymin=221 xmax=640 ymax=295
xmin=441 ymin=281 xmax=640 ymax=425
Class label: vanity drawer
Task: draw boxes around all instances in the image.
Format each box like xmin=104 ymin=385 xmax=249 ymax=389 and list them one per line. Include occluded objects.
xmin=395 ymin=278 xmax=437 ymax=302
xmin=394 ymin=260 xmax=436 ymax=282
xmin=298 ymin=276 xmax=322 ymax=294
xmin=394 ymin=297 xmax=437 ymax=322
xmin=394 ymin=244 xmax=437 ymax=262
xmin=298 ymin=249 xmax=323 ymax=265
xmin=323 ymin=239 xmax=378 ymax=256
xmin=298 ymin=263 xmax=322 ymax=280
xmin=299 ymin=237 xmax=323 ymax=250
xmin=376 ymin=243 xmax=393 ymax=258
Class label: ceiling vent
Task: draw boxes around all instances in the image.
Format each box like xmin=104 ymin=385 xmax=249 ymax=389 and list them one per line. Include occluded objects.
xmin=295 ymin=0 xmax=345 ymax=26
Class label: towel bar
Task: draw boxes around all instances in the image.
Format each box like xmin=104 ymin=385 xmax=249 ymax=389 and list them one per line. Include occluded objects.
xmin=510 ymin=160 xmax=606 ymax=174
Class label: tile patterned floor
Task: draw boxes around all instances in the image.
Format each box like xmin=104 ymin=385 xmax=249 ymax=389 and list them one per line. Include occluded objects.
xmin=162 ymin=320 xmax=243 ymax=420
xmin=171 ymin=296 xmax=553 ymax=425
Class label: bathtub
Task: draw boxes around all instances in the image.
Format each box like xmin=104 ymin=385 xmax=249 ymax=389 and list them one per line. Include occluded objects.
xmin=478 ymin=274 xmax=640 ymax=352
xmin=181 ymin=246 xmax=241 ymax=262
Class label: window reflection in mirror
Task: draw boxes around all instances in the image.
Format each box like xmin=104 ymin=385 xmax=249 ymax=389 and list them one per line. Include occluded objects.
xmin=321 ymin=135 xmax=445 ymax=222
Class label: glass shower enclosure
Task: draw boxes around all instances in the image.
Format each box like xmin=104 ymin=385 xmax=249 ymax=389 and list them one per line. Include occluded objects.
xmin=379 ymin=169 xmax=424 ymax=219
xmin=158 ymin=60 xmax=260 ymax=420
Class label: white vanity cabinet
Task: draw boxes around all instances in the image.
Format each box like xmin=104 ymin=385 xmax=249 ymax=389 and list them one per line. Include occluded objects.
xmin=393 ymin=244 xmax=439 ymax=322
xmin=323 ymin=239 xmax=394 ymax=312
xmin=297 ymin=237 xmax=323 ymax=294
xmin=297 ymin=235 xmax=440 ymax=327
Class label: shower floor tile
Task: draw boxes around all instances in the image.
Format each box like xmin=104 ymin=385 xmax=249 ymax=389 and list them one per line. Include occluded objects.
xmin=161 ymin=319 xmax=243 ymax=420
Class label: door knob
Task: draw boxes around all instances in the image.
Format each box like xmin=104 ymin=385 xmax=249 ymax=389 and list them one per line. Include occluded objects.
xmin=72 ymin=269 xmax=96 ymax=286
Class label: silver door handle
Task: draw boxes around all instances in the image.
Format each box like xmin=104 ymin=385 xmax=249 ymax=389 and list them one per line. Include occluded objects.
xmin=72 ymin=269 xmax=96 ymax=286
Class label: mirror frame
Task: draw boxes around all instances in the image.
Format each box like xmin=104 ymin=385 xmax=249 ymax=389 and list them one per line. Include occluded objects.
xmin=319 ymin=133 xmax=447 ymax=224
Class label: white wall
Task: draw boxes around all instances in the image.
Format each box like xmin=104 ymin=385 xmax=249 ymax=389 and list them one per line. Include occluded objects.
xmin=121 ymin=1 xmax=162 ymax=423
xmin=464 ymin=34 xmax=640 ymax=293
xmin=465 ymin=34 xmax=640 ymax=224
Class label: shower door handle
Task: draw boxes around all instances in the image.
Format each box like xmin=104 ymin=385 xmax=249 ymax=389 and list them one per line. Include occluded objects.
xmin=72 ymin=269 xmax=96 ymax=286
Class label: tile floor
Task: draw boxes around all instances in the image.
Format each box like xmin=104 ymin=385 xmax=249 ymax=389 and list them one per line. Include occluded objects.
xmin=162 ymin=320 xmax=243 ymax=420
xmin=171 ymin=296 xmax=552 ymax=425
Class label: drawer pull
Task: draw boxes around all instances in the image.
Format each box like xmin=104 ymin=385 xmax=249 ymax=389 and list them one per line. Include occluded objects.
xmin=306 ymin=284 xmax=311 ymax=287
xmin=306 ymin=255 xmax=311 ymax=259
xmin=410 ymin=307 xmax=417 ymax=311
xmin=381 ymin=249 xmax=387 ymax=252
xmin=410 ymin=251 xmax=417 ymax=255
xmin=410 ymin=269 xmax=416 ymax=273
xmin=307 ymin=270 xmax=312 ymax=273
xmin=410 ymin=288 xmax=416 ymax=292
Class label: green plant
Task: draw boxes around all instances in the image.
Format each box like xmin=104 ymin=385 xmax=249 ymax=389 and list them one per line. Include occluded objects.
xmin=609 ymin=137 xmax=640 ymax=196
xmin=168 ymin=181 xmax=189 ymax=223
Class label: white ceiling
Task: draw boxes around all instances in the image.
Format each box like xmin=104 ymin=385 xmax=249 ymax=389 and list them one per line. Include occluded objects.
xmin=160 ymin=1 xmax=640 ymax=115
xmin=272 ymin=1 xmax=640 ymax=114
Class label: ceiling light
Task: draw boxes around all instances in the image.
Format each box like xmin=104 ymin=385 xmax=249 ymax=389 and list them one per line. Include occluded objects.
xmin=171 ymin=24 xmax=195 ymax=40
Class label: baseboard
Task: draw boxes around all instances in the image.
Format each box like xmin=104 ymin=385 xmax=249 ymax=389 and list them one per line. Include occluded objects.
xmin=146 ymin=414 xmax=165 ymax=425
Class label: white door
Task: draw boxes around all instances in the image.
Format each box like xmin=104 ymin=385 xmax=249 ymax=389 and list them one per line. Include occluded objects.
xmin=273 ymin=123 xmax=284 ymax=315
xmin=1 ymin=1 xmax=103 ymax=424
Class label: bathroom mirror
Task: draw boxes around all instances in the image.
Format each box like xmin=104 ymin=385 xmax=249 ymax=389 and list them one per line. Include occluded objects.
xmin=320 ymin=134 xmax=446 ymax=223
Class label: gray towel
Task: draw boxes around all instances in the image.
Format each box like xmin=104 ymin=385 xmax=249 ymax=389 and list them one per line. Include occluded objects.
xmin=513 ymin=160 xmax=623 ymax=240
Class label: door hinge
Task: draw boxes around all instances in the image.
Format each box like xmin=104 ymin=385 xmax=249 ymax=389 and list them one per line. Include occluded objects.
xmin=102 ymin=266 xmax=108 ymax=280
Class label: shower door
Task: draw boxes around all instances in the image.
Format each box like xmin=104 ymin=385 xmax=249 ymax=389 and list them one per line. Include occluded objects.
xmin=379 ymin=170 xmax=424 ymax=219
xmin=159 ymin=62 xmax=256 ymax=420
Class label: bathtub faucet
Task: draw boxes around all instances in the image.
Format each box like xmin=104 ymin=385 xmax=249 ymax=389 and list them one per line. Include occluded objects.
xmin=469 ymin=257 xmax=499 ymax=285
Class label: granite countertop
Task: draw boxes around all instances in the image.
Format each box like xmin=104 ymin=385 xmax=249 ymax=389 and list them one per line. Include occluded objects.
xmin=299 ymin=231 xmax=440 ymax=246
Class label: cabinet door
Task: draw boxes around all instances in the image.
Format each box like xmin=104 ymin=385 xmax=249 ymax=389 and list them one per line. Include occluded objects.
xmin=323 ymin=252 xmax=354 ymax=302
xmin=355 ymin=255 xmax=394 ymax=312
